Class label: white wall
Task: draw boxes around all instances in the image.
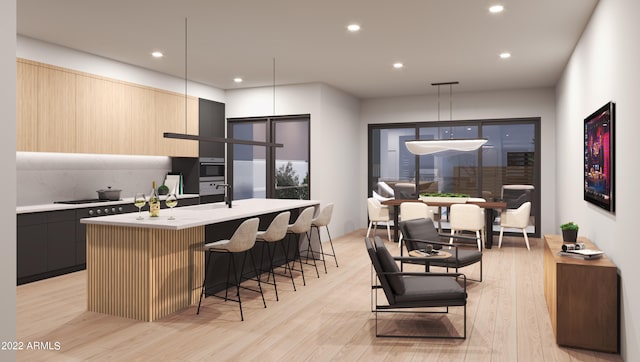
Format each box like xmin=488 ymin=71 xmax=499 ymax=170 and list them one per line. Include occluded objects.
xmin=361 ymin=88 xmax=557 ymax=234
xmin=17 ymin=36 xmax=225 ymax=103
xmin=1 ymin=1 xmax=17 ymax=361
xmin=556 ymin=0 xmax=640 ymax=359
xmin=226 ymin=83 xmax=362 ymax=237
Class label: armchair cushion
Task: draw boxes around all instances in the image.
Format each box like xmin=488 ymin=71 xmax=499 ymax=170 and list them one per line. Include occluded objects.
xmin=375 ymin=241 xmax=406 ymax=295
xmin=396 ymin=276 xmax=466 ymax=305
xmin=436 ymin=249 xmax=483 ymax=268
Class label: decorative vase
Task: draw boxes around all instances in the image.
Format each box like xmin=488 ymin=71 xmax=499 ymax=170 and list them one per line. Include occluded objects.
xmin=562 ymin=229 xmax=578 ymax=243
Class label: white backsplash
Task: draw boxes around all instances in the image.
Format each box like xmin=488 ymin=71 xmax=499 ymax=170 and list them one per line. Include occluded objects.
xmin=16 ymin=152 xmax=172 ymax=206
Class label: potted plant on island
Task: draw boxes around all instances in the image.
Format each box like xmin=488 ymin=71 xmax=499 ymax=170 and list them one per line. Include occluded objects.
xmin=560 ymin=222 xmax=579 ymax=243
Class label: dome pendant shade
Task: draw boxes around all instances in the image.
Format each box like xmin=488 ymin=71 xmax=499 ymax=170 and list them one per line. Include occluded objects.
xmin=405 ymin=139 xmax=488 ymax=155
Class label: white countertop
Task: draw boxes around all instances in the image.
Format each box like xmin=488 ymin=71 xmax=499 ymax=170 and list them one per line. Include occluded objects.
xmin=16 ymin=194 xmax=200 ymax=214
xmin=80 ymin=198 xmax=320 ymax=230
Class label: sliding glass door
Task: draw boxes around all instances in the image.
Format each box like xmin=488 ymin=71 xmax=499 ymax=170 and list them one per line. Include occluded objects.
xmin=368 ymin=118 xmax=540 ymax=236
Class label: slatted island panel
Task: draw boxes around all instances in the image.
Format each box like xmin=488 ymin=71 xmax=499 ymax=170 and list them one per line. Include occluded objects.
xmin=86 ymin=225 xmax=204 ymax=322
xmin=82 ymin=198 xmax=320 ymax=322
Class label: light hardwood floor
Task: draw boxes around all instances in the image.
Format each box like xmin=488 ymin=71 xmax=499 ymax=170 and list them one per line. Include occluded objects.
xmin=16 ymin=230 xmax=622 ymax=361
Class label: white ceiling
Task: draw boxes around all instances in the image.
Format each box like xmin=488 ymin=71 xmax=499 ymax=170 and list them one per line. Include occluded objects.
xmin=17 ymin=0 xmax=598 ymax=99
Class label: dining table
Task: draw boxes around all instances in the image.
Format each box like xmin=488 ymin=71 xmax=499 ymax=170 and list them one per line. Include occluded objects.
xmin=381 ymin=198 xmax=507 ymax=249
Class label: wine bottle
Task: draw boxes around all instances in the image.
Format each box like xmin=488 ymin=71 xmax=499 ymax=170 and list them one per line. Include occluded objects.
xmin=149 ymin=181 xmax=160 ymax=217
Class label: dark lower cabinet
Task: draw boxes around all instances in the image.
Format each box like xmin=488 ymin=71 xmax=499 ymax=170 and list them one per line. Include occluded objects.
xmin=46 ymin=210 xmax=76 ymax=271
xmin=18 ymin=198 xmax=202 ymax=285
xmin=17 ymin=213 xmax=47 ymax=278
xmin=17 ymin=210 xmax=79 ymax=285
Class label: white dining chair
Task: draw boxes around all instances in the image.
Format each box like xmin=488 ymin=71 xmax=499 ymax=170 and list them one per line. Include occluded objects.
xmin=367 ymin=198 xmax=392 ymax=242
xmin=449 ymin=203 xmax=484 ymax=251
xmin=498 ymin=202 xmax=532 ymax=250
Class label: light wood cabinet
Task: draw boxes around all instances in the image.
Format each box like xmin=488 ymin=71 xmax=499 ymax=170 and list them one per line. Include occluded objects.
xmin=38 ymin=66 xmax=77 ymax=153
xmin=16 ymin=61 xmax=38 ymax=151
xmin=130 ymin=86 xmax=157 ymax=156
xmin=155 ymin=90 xmax=198 ymax=157
xmin=16 ymin=58 xmax=199 ymax=157
xmin=543 ymin=234 xmax=618 ymax=353
xmin=76 ymin=75 xmax=131 ymax=154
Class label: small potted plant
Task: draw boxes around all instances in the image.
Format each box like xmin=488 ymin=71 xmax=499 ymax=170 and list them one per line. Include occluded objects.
xmin=157 ymin=184 xmax=170 ymax=195
xmin=560 ymin=222 xmax=579 ymax=243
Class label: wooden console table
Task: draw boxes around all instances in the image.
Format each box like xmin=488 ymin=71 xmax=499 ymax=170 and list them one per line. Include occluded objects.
xmin=543 ymin=234 xmax=618 ymax=353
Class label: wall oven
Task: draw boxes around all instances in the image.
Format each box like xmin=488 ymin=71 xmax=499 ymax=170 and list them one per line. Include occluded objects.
xmin=199 ymin=157 xmax=225 ymax=196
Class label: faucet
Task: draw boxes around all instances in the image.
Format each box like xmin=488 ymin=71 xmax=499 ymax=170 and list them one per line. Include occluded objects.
xmin=216 ymin=183 xmax=232 ymax=208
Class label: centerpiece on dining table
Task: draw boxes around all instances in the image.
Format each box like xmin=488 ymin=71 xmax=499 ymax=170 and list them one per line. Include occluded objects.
xmin=419 ymin=192 xmax=469 ymax=204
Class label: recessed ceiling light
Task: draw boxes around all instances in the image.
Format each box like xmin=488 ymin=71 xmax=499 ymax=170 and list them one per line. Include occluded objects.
xmin=151 ymin=51 xmax=164 ymax=58
xmin=233 ymin=77 xmax=243 ymax=83
xmin=393 ymin=62 xmax=404 ymax=69
xmin=489 ymin=5 xmax=504 ymax=13
xmin=347 ymin=24 xmax=361 ymax=32
xmin=500 ymin=52 xmax=511 ymax=59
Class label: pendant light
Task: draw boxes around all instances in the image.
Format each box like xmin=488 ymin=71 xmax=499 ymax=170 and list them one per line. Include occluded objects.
xmin=405 ymin=81 xmax=487 ymax=155
xmin=163 ymin=18 xmax=283 ymax=149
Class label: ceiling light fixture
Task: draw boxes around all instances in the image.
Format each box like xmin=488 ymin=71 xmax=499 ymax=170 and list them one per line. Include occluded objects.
xmin=233 ymin=77 xmax=243 ymax=83
xmin=489 ymin=5 xmax=504 ymax=13
xmin=500 ymin=52 xmax=511 ymax=59
xmin=151 ymin=51 xmax=164 ymax=58
xmin=163 ymin=18 xmax=283 ymax=148
xmin=393 ymin=62 xmax=404 ymax=69
xmin=347 ymin=24 xmax=361 ymax=32
xmin=404 ymin=81 xmax=487 ymax=155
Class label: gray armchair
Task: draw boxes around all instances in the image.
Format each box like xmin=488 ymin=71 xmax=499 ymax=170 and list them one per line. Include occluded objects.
xmin=399 ymin=218 xmax=483 ymax=282
xmin=365 ymin=236 xmax=467 ymax=339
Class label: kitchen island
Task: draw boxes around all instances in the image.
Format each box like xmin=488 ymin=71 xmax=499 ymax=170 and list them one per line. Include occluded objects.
xmin=81 ymin=198 xmax=319 ymax=322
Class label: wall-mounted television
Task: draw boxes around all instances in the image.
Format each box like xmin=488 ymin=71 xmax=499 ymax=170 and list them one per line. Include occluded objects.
xmin=584 ymin=101 xmax=615 ymax=212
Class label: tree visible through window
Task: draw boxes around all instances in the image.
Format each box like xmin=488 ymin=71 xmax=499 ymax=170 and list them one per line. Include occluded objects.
xmin=275 ymin=161 xmax=309 ymax=199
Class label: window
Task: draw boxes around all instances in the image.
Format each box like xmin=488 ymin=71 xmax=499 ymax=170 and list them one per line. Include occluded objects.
xmin=229 ymin=114 xmax=310 ymax=200
xmin=368 ymin=118 xmax=540 ymax=236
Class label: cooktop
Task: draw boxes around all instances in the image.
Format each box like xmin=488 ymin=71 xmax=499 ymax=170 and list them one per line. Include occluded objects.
xmin=54 ymin=199 xmax=115 ymax=205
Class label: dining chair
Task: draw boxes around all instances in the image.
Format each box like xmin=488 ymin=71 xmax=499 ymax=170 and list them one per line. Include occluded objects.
xmin=498 ymin=201 xmax=532 ymax=250
xmin=367 ymin=198 xmax=392 ymax=242
xmin=449 ymin=204 xmax=484 ymax=251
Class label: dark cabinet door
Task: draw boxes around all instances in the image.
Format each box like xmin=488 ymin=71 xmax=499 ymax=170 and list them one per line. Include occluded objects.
xmin=47 ymin=219 xmax=77 ymax=270
xmin=198 ymin=98 xmax=225 ymax=158
xmin=46 ymin=210 xmax=76 ymax=271
xmin=17 ymin=222 xmax=47 ymax=278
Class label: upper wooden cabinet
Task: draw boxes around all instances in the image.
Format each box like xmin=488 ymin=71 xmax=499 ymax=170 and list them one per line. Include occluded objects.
xmin=16 ymin=61 xmax=38 ymax=151
xmin=17 ymin=61 xmax=77 ymax=153
xmin=76 ymin=75 xmax=130 ymax=154
xmin=16 ymin=58 xmax=198 ymax=157
xmin=155 ymin=90 xmax=198 ymax=157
